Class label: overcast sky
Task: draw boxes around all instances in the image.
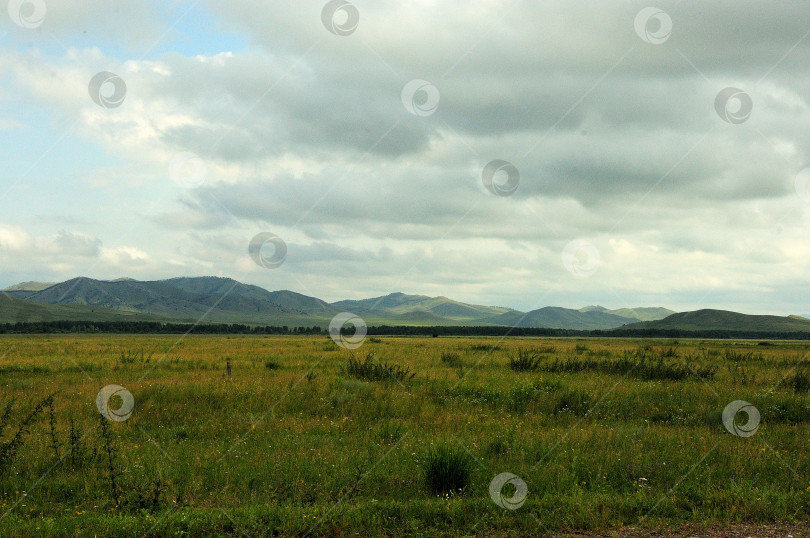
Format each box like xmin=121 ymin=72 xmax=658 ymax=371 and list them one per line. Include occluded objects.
xmin=1 ymin=1 xmax=809 ymax=314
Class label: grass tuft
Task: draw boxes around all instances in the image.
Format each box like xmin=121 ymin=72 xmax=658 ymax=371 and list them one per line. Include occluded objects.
xmin=421 ymin=444 xmax=474 ymax=495
xmin=508 ymin=349 xmax=542 ymax=372
xmin=343 ymin=352 xmax=415 ymax=384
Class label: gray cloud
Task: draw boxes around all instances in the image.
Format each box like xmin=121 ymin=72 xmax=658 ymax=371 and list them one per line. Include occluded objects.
xmin=2 ymin=0 xmax=810 ymax=314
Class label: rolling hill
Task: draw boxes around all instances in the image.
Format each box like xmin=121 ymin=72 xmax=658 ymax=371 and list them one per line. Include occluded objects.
xmin=331 ymin=292 xmax=514 ymax=323
xmin=20 ymin=276 xmax=332 ymax=326
xmin=1 ymin=281 xmax=56 ymax=299
xmin=579 ymin=305 xmax=675 ymax=322
xmin=484 ymin=306 xmax=639 ymax=330
xmin=1 ymin=276 xmax=681 ymax=329
xmin=622 ymin=309 xmax=810 ymax=332
xmin=0 ymin=293 xmax=167 ymax=324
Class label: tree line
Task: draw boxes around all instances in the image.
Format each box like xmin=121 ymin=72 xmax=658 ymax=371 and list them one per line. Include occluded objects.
xmin=1 ymin=320 xmax=809 ymax=340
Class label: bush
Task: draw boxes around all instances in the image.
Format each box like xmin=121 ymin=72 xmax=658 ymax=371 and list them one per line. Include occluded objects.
xmin=421 ymin=444 xmax=474 ymax=495
xmin=264 ymin=360 xmax=281 ymax=370
xmin=509 ymin=349 xmax=541 ymax=372
xmin=343 ymin=352 xmax=415 ymax=384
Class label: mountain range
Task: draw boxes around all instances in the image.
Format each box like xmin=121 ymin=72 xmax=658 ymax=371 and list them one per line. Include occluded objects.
xmin=1 ymin=276 xmax=808 ymax=333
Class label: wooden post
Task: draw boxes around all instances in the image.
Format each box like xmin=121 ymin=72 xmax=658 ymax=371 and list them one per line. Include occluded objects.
xmin=226 ymin=357 xmax=231 ymax=377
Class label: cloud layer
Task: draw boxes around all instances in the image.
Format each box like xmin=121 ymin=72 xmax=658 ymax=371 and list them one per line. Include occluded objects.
xmin=1 ymin=1 xmax=809 ymax=314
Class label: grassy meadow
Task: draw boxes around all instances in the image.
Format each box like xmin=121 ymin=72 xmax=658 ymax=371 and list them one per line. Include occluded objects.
xmin=0 ymin=334 xmax=808 ymax=536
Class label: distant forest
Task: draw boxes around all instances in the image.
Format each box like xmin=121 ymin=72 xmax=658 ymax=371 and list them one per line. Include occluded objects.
xmin=1 ymin=320 xmax=809 ymax=340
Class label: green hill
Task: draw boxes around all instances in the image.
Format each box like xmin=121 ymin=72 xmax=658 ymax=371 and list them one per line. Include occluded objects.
xmin=22 ymin=277 xmax=330 ymax=326
xmin=0 ymin=294 xmax=167 ymax=323
xmin=13 ymin=276 xmax=797 ymax=333
xmin=2 ymin=281 xmax=55 ymax=292
xmin=485 ymin=306 xmax=638 ymax=330
xmin=579 ymin=305 xmax=674 ymax=322
xmin=623 ymin=309 xmax=810 ymax=332
xmin=331 ymin=292 xmax=513 ymax=322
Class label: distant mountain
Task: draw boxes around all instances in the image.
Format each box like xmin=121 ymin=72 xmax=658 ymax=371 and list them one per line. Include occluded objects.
xmin=1 ymin=281 xmax=56 ymax=299
xmin=331 ymin=292 xmax=514 ymax=322
xmin=2 ymin=281 xmax=55 ymax=291
xmin=23 ymin=276 xmax=333 ymax=326
xmin=484 ymin=306 xmax=638 ymax=330
xmin=623 ymin=309 xmax=810 ymax=332
xmin=0 ymin=293 xmax=165 ymax=324
xmin=579 ymin=305 xmax=675 ymax=322
xmin=5 ymin=276 xmax=756 ymax=331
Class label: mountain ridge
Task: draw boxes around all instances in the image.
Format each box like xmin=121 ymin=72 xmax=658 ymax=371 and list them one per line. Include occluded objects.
xmin=7 ymin=276 xmax=799 ymax=332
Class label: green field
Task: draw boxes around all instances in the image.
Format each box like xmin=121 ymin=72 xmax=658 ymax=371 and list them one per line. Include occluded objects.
xmin=0 ymin=334 xmax=808 ymax=536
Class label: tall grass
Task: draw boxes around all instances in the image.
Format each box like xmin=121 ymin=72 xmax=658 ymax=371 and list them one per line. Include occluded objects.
xmin=543 ymin=349 xmax=717 ymax=381
xmin=508 ymin=348 xmax=542 ymax=372
xmin=343 ymin=352 xmax=415 ymax=383
xmin=421 ymin=444 xmax=474 ymax=495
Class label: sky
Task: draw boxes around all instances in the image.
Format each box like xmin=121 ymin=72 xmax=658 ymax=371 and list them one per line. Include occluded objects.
xmin=1 ymin=0 xmax=809 ymax=315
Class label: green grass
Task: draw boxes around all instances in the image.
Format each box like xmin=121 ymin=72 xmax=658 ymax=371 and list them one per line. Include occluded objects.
xmin=0 ymin=335 xmax=808 ymax=536
xmin=420 ymin=444 xmax=474 ymax=495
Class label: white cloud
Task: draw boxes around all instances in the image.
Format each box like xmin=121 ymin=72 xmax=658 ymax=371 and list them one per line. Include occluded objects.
xmin=1 ymin=1 xmax=810 ymax=314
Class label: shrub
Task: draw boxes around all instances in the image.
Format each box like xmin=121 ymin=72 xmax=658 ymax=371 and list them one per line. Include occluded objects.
xmin=509 ymin=349 xmax=541 ymax=372
xmin=343 ymin=352 xmax=415 ymax=384
xmin=264 ymin=359 xmax=281 ymax=370
xmin=421 ymin=444 xmax=474 ymax=495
